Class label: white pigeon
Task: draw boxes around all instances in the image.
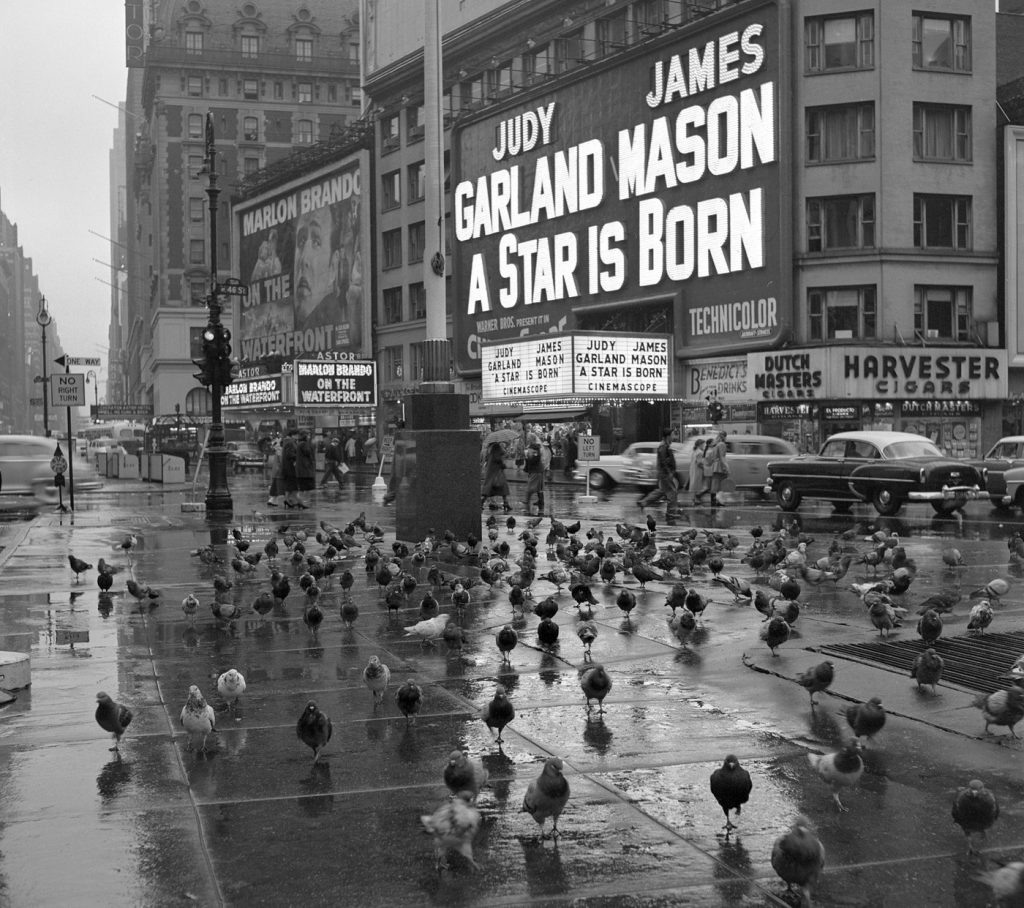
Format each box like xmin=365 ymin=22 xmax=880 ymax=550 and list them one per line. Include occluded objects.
xmin=403 ymin=613 xmax=451 ymax=643
xmin=362 ymin=655 xmax=391 ymax=704
xmin=420 ymin=791 xmax=482 ymax=871
xmin=217 ymin=669 xmax=247 ymax=711
xmin=180 ymin=685 xmax=217 ymax=752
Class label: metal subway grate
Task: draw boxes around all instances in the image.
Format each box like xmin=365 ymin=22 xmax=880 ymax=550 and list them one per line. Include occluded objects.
xmin=819 ymin=631 xmax=1024 ymax=696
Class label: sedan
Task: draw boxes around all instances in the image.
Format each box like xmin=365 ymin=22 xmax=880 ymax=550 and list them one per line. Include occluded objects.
xmin=226 ymin=442 xmax=264 ymax=473
xmin=0 ymin=434 xmax=103 ymax=503
xmin=969 ymin=436 xmax=1024 ymax=508
xmin=573 ymin=442 xmax=659 ymax=490
xmin=997 ymin=464 xmax=1024 ymax=511
xmin=764 ymin=431 xmax=984 ymax=516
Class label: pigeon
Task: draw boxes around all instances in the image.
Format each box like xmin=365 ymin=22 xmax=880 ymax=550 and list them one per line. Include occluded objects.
xmin=443 ymin=749 xmax=489 ymax=801
xmin=709 ymin=755 xmax=752 ymax=833
xmin=579 ymin=664 xmax=612 ymax=714
xmin=210 ymin=598 xmax=241 ymax=623
xmin=845 ymin=697 xmax=886 ymax=746
xmin=126 ymin=579 xmax=159 ymax=602
xmin=533 ymin=596 xmax=559 ymax=620
xmin=420 ymin=791 xmax=482 ymax=872
xmin=952 ymin=779 xmax=1000 ymax=853
xmin=362 ymin=656 xmax=391 ymax=705
xmin=911 ymin=648 xmax=945 ymax=693
xmin=97 ymin=570 xmax=114 ymax=592
xmin=97 ymin=557 xmax=122 ymax=576
xmin=797 ymin=661 xmax=834 ymax=706
xmin=480 ymin=684 xmax=515 ymax=744
xmin=340 ymin=599 xmax=359 ymax=627
xmin=296 ymin=700 xmax=332 ymax=763
xmin=808 ymin=739 xmax=863 ymax=811
xmin=631 ymin=561 xmax=662 ymax=589
xmin=976 ymin=861 xmax=1024 ymax=906
xmin=916 ymin=608 xmax=943 ymax=645
xmin=68 ymin=554 xmax=92 ymax=581
xmin=181 ymin=593 xmax=200 ymax=625
xmin=714 ymin=575 xmax=752 ymax=603
xmin=395 ymin=679 xmax=423 ymax=724
xmin=970 ymin=577 xmax=1010 ymax=603
xmin=616 ymin=589 xmax=637 ymax=621
xmin=761 ymin=615 xmax=790 ymax=656
xmin=771 ymin=816 xmax=825 ymax=905
xmin=495 ymin=625 xmax=518 ymax=663
xmin=95 ymin=692 xmax=133 ymax=752
xmin=669 ymin=607 xmax=697 ymax=645
xmin=973 ymin=686 xmax=1024 ymax=738
xmin=576 ymin=620 xmax=598 ymax=658
xmin=522 ymin=756 xmax=570 ymax=839
xmin=404 ymin=613 xmax=450 ymax=644
xmin=968 ymin=600 xmax=994 ymax=634
xmin=868 ymin=597 xmax=901 ymax=637
xmin=303 ymin=599 xmax=324 ymax=634
xmin=217 ymin=669 xmax=246 ymax=711
xmin=180 ymin=685 xmax=217 ymax=752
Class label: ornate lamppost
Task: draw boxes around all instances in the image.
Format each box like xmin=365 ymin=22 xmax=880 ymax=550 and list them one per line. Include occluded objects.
xmin=35 ymin=295 xmax=52 ymax=437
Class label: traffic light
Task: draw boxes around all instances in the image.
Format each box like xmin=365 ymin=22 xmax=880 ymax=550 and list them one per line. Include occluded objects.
xmin=192 ymin=326 xmax=218 ymax=386
xmin=707 ymin=399 xmax=725 ymax=423
xmin=216 ymin=355 xmax=240 ymax=387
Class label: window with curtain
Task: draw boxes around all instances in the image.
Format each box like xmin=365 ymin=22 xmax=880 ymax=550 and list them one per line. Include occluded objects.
xmin=913 ymin=14 xmax=971 ymax=72
xmin=408 ymin=162 xmax=424 ymax=203
xmin=243 ymin=116 xmax=259 ymax=141
xmin=381 ymin=170 xmax=400 ymax=210
xmin=188 ymin=114 xmax=203 ymax=138
xmin=808 ymin=286 xmax=877 ymax=341
xmin=383 ymin=287 xmax=403 ymax=324
xmin=912 ymin=104 xmax=971 ymax=162
xmin=408 ymin=222 xmax=425 ymax=263
xmin=806 ymin=103 xmax=874 ymax=163
xmin=409 ymin=282 xmax=426 ymax=320
xmin=185 ymin=31 xmax=203 ymax=54
xmin=241 ymin=35 xmax=259 ymax=58
xmin=295 ymin=38 xmax=313 ymax=62
xmin=914 ymin=286 xmax=972 ymax=339
xmin=807 ymin=195 xmax=875 ymax=250
xmin=382 ymin=229 xmax=402 ymax=269
xmin=296 ymin=119 xmax=313 ymax=144
xmin=805 ymin=12 xmax=874 ymax=73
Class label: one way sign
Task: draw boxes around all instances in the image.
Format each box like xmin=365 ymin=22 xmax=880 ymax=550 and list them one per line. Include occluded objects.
xmin=50 ymin=373 xmax=85 ymax=407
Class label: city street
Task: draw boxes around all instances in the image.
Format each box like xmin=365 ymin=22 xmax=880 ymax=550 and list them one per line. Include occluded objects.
xmin=0 ymin=471 xmax=1022 ymax=907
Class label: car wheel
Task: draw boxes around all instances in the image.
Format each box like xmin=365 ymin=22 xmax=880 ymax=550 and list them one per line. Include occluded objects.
xmin=991 ymin=496 xmax=1012 ymax=510
xmin=776 ymin=481 xmax=801 ymax=511
xmin=871 ymin=488 xmax=903 ymax=516
xmin=588 ymin=469 xmax=614 ymax=490
xmin=830 ymin=500 xmax=853 ymax=513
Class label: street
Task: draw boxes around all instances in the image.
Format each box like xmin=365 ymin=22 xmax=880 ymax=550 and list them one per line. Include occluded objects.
xmin=0 ymin=472 xmax=1022 ymax=907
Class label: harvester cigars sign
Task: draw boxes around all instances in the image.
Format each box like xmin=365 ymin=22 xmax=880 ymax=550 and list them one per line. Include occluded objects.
xmin=481 ymin=333 xmax=671 ymax=401
xmin=453 ymin=1 xmax=789 ymax=373
xmin=221 ymin=375 xmax=283 ymax=409
xmin=294 ymin=360 xmax=377 ymax=407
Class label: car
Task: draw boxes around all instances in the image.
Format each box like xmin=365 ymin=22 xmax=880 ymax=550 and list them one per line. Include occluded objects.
xmin=0 ymin=434 xmax=103 ymax=503
xmin=626 ymin=434 xmax=800 ymax=495
xmin=970 ymin=436 xmax=1024 ymax=509
xmin=572 ymin=441 xmax=661 ymax=490
xmin=226 ymin=441 xmax=264 ymax=473
xmin=763 ymin=430 xmax=984 ymax=516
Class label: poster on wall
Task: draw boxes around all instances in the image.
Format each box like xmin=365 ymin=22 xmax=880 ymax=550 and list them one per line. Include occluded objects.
xmin=233 ymin=152 xmax=371 ymax=370
xmin=452 ymin=1 xmax=791 ymax=374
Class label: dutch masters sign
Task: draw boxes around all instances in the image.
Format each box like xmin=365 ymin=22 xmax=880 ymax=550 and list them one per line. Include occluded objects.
xmin=453 ymin=1 xmax=790 ymax=372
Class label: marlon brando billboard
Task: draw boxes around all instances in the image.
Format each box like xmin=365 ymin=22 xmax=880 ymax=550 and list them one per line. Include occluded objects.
xmin=233 ymin=152 xmax=371 ymax=369
xmin=452 ymin=0 xmax=789 ymax=374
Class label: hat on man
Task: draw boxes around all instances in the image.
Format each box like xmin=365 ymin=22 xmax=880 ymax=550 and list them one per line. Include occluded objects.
xmin=661 ymin=427 xmax=674 ymax=439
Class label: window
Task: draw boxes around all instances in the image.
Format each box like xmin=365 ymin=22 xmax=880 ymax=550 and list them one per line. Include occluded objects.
xmin=805 ymin=12 xmax=874 ymax=73
xmin=188 ymin=198 xmax=204 ymax=222
xmin=409 ymin=282 xmax=426 ymax=320
xmin=555 ymin=29 xmax=585 ymax=73
xmin=189 ymin=279 xmax=207 ymax=305
xmin=298 ymin=82 xmax=312 ymax=103
xmin=410 ymin=342 xmax=425 ymax=381
xmin=382 ymin=228 xmax=402 ymax=269
xmin=914 ymin=195 xmax=971 ymax=249
xmin=806 ymin=103 xmax=874 ymax=163
xmin=913 ymin=104 xmax=971 ymax=162
xmin=524 ymin=44 xmax=552 ymax=83
xmin=188 ymin=154 xmax=203 ymax=177
xmin=187 ymin=76 xmax=203 ymax=97
xmin=913 ymin=14 xmax=970 ymax=72
xmin=381 ymin=170 xmax=401 ymax=210
xmin=273 ymin=81 xmax=284 ymax=100
xmin=243 ymin=116 xmax=259 ymax=141
xmin=243 ymin=79 xmax=258 ymax=100
xmin=185 ymin=31 xmax=203 ymax=54
xmin=348 ymin=39 xmax=360 ymax=63
xmin=807 ymin=194 xmax=875 ymax=251
xmin=914 ymin=286 xmax=972 ymax=340
xmin=407 ymin=105 xmax=424 ymax=142
xmin=808 ymin=286 xmax=877 ymax=341
xmin=408 ymin=222 xmax=425 ymax=263
xmin=597 ymin=11 xmax=628 ymax=56
xmin=241 ymin=35 xmax=260 ymax=58
xmin=460 ymin=75 xmax=485 ymax=109
xmin=384 ymin=345 xmax=403 ymax=381
xmin=408 ymin=162 xmax=425 ymax=202
xmin=243 ymin=156 xmax=259 ymax=175
xmin=295 ymin=38 xmax=313 ymax=62
xmin=486 ymin=61 xmax=513 ymax=99
xmin=381 ymin=113 xmax=400 ymax=152
xmin=328 ymin=83 xmax=337 ymax=102
xmin=188 ymin=114 xmax=203 ymax=138
xmin=219 ymin=78 xmax=228 ymax=96
xmin=352 ymin=86 xmax=363 ymax=106
xmin=189 ymin=239 xmax=205 ymax=264
xmin=636 ymin=0 xmax=667 ymax=33
xmin=383 ymin=287 xmax=403 ymax=325
xmin=296 ymin=119 xmax=313 ymax=144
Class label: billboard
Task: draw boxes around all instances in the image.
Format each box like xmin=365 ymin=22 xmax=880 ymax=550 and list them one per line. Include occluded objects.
xmin=221 ymin=375 xmax=284 ymax=410
xmin=233 ymin=152 xmax=371 ymax=370
xmin=293 ymin=359 xmax=377 ymax=407
xmin=452 ymin=1 xmax=789 ymax=374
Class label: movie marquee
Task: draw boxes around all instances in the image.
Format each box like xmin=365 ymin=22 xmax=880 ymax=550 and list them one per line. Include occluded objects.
xmin=453 ymin=1 xmax=790 ymax=374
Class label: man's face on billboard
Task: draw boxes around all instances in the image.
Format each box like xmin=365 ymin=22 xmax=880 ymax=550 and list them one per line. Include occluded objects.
xmin=294 ymin=207 xmax=334 ymax=310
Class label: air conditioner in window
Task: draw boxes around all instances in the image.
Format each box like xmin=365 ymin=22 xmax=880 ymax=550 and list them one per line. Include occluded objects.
xmin=925 ymin=329 xmax=940 ymax=339
xmin=833 ymin=329 xmax=853 ymax=339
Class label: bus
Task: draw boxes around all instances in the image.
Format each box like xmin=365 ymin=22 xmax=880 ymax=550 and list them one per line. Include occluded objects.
xmin=80 ymin=421 xmax=148 ymax=456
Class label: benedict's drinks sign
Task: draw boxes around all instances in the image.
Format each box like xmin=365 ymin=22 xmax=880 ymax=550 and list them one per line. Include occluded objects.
xmin=481 ymin=334 xmax=671 ymax=400
xmin=453 ymin=3 xmax=791 ymax=373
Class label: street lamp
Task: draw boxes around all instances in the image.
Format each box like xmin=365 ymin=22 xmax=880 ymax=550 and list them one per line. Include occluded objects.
xmin=35 ymin=295 xmax=52 ymax=437
xmin=86 ymin=370 xmax=99 ymax=415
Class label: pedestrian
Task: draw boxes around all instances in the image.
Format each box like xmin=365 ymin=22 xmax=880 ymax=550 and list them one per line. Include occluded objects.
xmin=280 ymin=429 xmax=299 ymax=508
xmin=701 ymin=430 xmax=729 ymax=507
xmin=294 ymin=430 xmax=316 ymax=508
xmin=345 ymin=433 xmax=357 ymax=465
xmin=638 ymin=427 xmax=679 ymax=518
xmin=520 ymin=432 xmax=545 ymax=516
xmin=540 ymin=434 xmax=554 ymax=480
xmin=481 ymin=441 xmax=513 ymax=512
xmin=562 ymin=430 xmax=578 ymax=478
xmin=266 ymin=438 xmax=282 ymax=507
xmin=689 ymin=438 xmax=706 ymax=505
xmin=382 ymin=420 xmax=405 ymax=505
xmin=320 ymin=434 xmax=348 ymax=487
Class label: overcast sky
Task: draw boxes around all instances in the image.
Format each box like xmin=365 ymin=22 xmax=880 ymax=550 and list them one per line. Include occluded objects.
xmin=0 ymin=3 xmax=127 ymax=395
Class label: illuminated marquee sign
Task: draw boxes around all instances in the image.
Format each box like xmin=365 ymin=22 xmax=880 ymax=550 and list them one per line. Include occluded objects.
xmin=221 ymin=375 xmax=284 ymax=409
xmin=293 ymin=360 xmax=377 ymax=407
xmin=481 ymin=333 xmax=671 ymax=400
xmin=453 ymin=1 xmax=790 ymax=373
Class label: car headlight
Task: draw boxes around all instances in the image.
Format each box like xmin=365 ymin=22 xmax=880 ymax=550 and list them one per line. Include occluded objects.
xmin=919 ymin=467 xmax=927 ymax=483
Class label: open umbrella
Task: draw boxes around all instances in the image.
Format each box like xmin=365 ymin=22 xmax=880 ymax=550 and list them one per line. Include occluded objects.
xmin=482 ymin=428 xmax=519 ymax=447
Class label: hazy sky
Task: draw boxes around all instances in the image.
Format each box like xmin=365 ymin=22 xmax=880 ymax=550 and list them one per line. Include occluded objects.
xmin=0 ymin=3 xmax=127 ymax=395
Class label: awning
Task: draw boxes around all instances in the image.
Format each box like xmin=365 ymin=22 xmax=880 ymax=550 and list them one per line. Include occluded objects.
xmin=519 ymin=407 xmax=591 ymax=422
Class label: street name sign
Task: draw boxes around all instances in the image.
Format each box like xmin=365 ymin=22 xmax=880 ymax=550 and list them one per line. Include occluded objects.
xmin=50 ymin=373 xmax=86 ymax=407
xmin=92 ymin=404 xmax=154 ymax=419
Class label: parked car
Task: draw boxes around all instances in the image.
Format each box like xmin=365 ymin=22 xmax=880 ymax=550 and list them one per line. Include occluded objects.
xmin=970 ymin=436 xmax=1024 ymax=508
xmin=226 ymin=441 xmax=264 ymax=473
xmin=572 ymin=442 xmax=661 ymax=490
xmin=998 ymin=464 xmax=1024 ymax=511
xmin=0 ymin=434 xmax=103 ymax=503
xmin=764 ymin=431 xmax=984 ymax=516
xmin=627 ymin=434 xmax=800 ymax=495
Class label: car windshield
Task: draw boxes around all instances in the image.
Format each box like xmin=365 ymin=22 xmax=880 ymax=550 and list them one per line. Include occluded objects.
xmin=883 ymin=439 xmax=943 ymax=459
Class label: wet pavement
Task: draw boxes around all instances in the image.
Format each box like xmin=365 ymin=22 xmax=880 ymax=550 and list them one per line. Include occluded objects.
xmin=0 ymin=472 xmax=1023 ymax=906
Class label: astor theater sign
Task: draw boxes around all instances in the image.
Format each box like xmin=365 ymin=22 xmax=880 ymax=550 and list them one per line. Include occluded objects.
xmin=453 ymin=1 xmax=790 ymax=374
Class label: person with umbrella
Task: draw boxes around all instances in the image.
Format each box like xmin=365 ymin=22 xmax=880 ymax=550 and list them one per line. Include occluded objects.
xmin=481 ymin=437 xmax=513 ymax=512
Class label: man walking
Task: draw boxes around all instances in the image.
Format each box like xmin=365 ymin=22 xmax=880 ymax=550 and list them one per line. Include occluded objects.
xmin=639 ymin=427 xmax=679 ymax=519
xmin=320 ymin=434 xmax=348 ymax=487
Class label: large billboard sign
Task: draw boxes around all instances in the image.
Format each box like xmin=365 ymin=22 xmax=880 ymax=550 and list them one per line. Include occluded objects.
xmin=293 ymin=359 xmax=377 ymax=407
xmin=453 ymin=1 xmax=789 ymax=374
xmin=221 ymin=374 xmax=284 ymax=409
xmin=233 ymin=152 xmax=371 ymax=370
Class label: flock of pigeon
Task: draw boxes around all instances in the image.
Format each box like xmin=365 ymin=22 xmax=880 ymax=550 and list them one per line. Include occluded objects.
xmin=73 ymin=507 xmax=1024 ymax=905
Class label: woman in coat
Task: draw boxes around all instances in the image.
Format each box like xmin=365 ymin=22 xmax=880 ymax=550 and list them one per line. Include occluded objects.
xmin=293 ymin=431 xmax=316 ymax=508
xmin=689 ymin=438 xmax=706 ymax=505
xmin=481 ymin=442 xmax=512 ymax=512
